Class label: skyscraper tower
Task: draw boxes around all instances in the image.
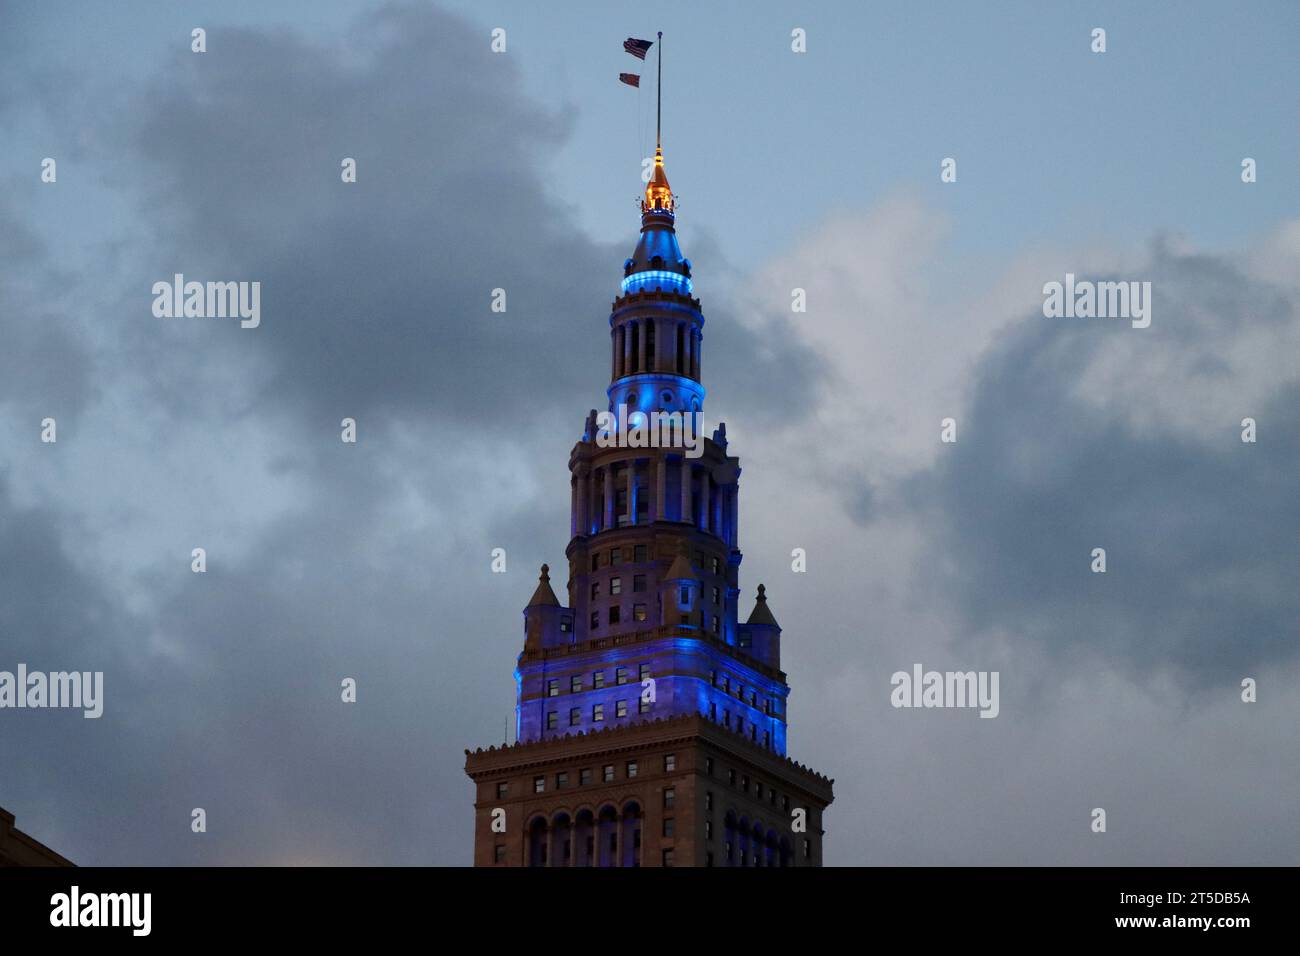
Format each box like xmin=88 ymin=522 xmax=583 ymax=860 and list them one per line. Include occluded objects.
xmin=464 ymin=132 xmax=833 ymax=867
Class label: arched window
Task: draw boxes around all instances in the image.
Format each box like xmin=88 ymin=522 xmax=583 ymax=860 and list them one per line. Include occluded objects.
xmin=528 ymin=817 xmax=548 ymax=867
xmin=620 ymin=802 xmax=643 ymax=867
xmin=596 ymin=806 xmax=619 ymax=867
xmin=574 ymin=809 xmax=595 ymax=867
xmin=551 ymin=813 xmax=573 ymax=867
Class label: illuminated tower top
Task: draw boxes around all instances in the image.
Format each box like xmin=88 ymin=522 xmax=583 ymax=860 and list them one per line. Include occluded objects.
xmin=465 ymin=37 xmax=834 ymax=867
xmin=643 ymin=146 xmax=674 ymax=214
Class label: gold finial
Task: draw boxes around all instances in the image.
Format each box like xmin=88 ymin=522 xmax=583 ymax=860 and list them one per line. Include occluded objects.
xmin=643 ymin=145 xmax=673 ymax=213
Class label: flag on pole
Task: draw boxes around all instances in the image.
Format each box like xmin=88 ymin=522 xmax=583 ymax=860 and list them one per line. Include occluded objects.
xmin=619 ymin=72 xmax=640 ymax=87
xmin=623 ymin=37 xmax=654 ymax=59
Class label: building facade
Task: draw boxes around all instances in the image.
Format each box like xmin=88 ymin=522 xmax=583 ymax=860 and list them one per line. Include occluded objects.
xmin=464 ymin=143 xmax=833 ymax=867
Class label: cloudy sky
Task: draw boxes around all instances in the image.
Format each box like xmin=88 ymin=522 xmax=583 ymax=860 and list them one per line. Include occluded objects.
xmin=1 ymin=0 xmax=1296 ymax=865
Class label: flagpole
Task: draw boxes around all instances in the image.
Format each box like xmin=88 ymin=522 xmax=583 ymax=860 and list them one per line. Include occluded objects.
xmin=656 ymin=31 xmax=662 ymax=149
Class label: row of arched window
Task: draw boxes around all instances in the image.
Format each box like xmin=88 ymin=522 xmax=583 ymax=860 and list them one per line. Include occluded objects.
xmin=516 ymin=804 xmax=802 ymax=867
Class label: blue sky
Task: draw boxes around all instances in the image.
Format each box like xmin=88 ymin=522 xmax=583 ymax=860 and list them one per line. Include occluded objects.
xmin=5 ymin=1 xmax=1296 ymax=283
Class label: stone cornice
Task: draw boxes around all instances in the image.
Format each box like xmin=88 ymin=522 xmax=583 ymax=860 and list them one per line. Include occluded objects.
xmin=465 ymin=713 xmax=833 ymax=799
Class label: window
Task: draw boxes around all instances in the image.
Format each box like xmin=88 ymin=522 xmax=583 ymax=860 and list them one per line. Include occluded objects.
xmin=590 ymin=553 xmax=599 ymax=571
xmin=741 ymin=775 xmax=749 ymax=792
xmin=533 ymin=776 xmax=545 ymax=793
xmin=593 ymin=670 xmax=605 ymax=689
xmin=705 ymin=758 xmax=714 ymax=775
xmin=593 ymin=703 xmax=604 ymax=722
xmin=662 ymin=849 xmax=675 ymax=867
xmin=570 ymin=675 xmax=582 ymax=693
xmin=764 ymin=730 xmax=771 ymax=748
xmin=591 ymin=581 xmax=601 ymax=599
xmin=663 ymin=787 xmax=675 ymax=809
xmin=495 ymin=845 xmax=506 ymax=864
xmin=546 ymin=711 xmax=558 ymax=730
xmin=709 ymin=703 xmax=717 ymax=720
xmin=638 ymin=696 xmax=650 ymax=714
xmin=722 ymin=676 xmax=730 ymax=693
xmin=728 ymin=769 xmax=736 ymax=785
xmin=712 ymin=557 xmax=721 ymax=575
xmin=739 ymin=633 xmax=751 ymax=649
xmin=556 ymin=772 xmax=568 ymax=789
xmin=712 ymin=586 xmax=720 ymax=605
xmin=633 ymin=574 xmax=647 ymax=593
xmin=633 ymin=603 xmax=647 ymax=622
xmin=679 ymin=614 xmax=689 ymax=625
xmin=580 ymin=768 xmax=592 ymax=785
xmin=749 ymin=691 xmax=757 ymax=707
xmin=723 ymin=709 xmax=730 ymax=728
xmin=706 ymin=851 xmax=714 ymax=867
xmin=547 ymin=679 xmax=559 ymax=698
xmin=496 ymin=782 xmax=508 ymax=799
xmin=711 ymin=670 xmax=718 ymax=687
xmin=609 ymin=605 xmax=621 ymax=625
xmin=679 ymin=586 xmax=689 ymax=605
xmin=615 ymin=666 xmax=628 ymax=685
xmin=712 ymin=615 xmax=720 ymax=634
xmin=569 ymin=707 xmax=580 ymax=726
xmin=662 ymin=817 xmax=675 ymax=838
xmin=639 ymin=663 xmax=651 ymax=681
xmin=611 ymin=547 xmax=622 ymax=564
xmin=626 ymin=761 xmax=638 ymax=778
xmin=560 ymin=617 xmax=572 ymax=633
xmin=705 ymin=790 xmax=713 ymax=810
xmin=635 ymin=545 xmax=648 ymax=562
xmin=664 ymin=753 xmax=676 ymax=772
xmin=770 ymin=789 xmax=778 ymax=806
xmin=610 ymin=576 xmax=622 ymax=595
xmin=603 ymin=764 xmax=615 ymax=783
xmin=590 ymin=611 xmax=599 ymax=629
xmin=616 ymin=700 xmax=628 ymax=718
xmin=754 ymin=783 xmax=763 ymax=800
xmin=803 ymin=839 xmax=812 ymax=860
xmin=705 ymin=820 xmax=712 ymax=840
xmin=783 ymin=796 xmax=790 ymax=811
xmin=750 ymin=726 xmax=757 ymax=742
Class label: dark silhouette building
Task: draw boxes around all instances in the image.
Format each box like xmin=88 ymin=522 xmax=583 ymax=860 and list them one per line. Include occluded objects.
xmin=465 ymin=141 xmax=833 ymax=866
xmin=0 ymin=806 xmax=73 ymax=866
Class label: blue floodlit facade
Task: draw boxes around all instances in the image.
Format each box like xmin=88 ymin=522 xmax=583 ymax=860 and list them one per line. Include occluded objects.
xmin=514 ymin=145 xmax=792 ymax=757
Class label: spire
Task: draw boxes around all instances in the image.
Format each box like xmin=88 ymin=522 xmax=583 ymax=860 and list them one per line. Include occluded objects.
xmin=643 ymin=145 xmax=673 ymax=213
xmin=746 ymin=584 xmax=780 ymax=627
xmin=642 ymin=32 xmax=674 ymax=215
xmin=526 ymin=563 xmax=560 ymax=607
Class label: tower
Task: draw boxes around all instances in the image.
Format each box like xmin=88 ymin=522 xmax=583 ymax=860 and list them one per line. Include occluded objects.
xmin=464 ymin=131 xmax=833 ymax=868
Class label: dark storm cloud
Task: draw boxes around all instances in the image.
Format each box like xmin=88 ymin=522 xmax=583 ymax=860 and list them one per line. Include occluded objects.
xmin=0 ymin=202 xmax=97 ymax=420
xmin=907 ymin=245 xmax=1298 ymax=683
xmin=97 ymin=1 xmax=814 ymax=430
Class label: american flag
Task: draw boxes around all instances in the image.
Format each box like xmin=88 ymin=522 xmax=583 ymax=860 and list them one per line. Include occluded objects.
xmin=619 ymin=73 xmax=640 ymax=88
xmin=623 ymin=37 xmax=653 ymax=60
